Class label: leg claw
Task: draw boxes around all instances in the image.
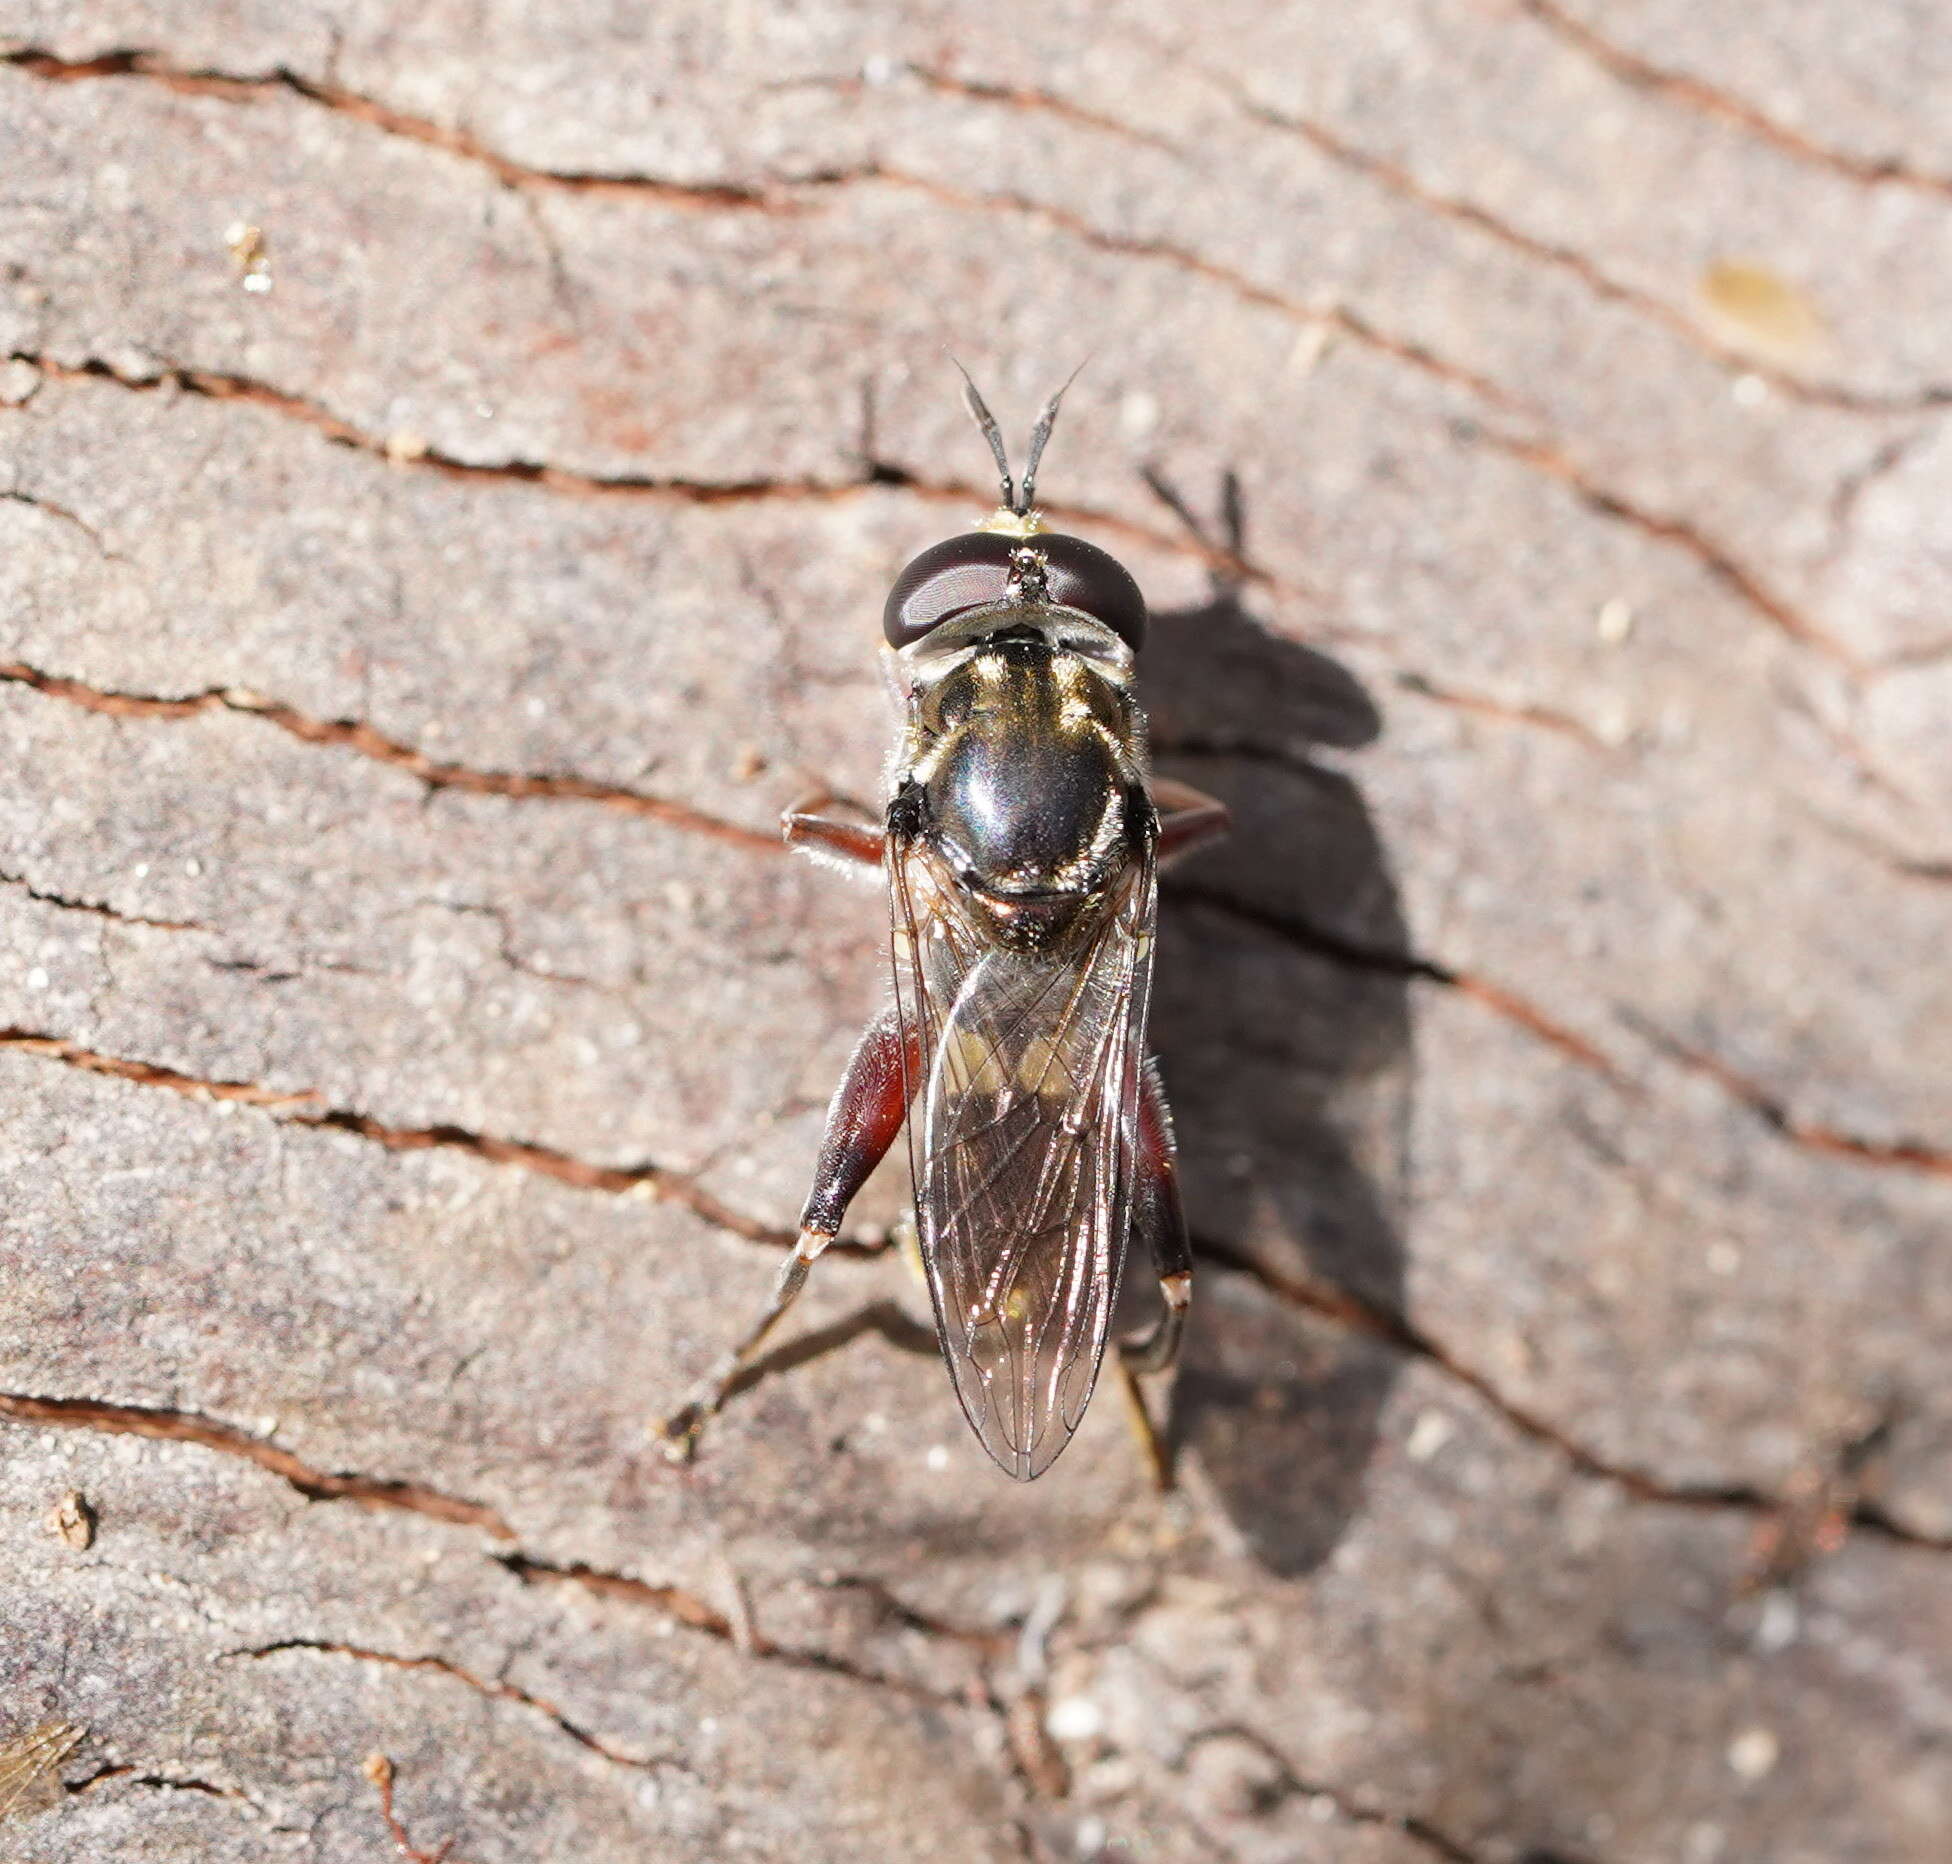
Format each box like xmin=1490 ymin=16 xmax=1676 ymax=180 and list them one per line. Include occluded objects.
xmin=652 ymin=1402 xmax=708 ymax=1465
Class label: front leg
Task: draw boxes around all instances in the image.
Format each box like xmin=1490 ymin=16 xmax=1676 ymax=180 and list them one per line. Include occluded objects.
xmin=783 ymin=788 xmax=885 ymax=868
xmin=657 ymin=1005 xmax=916 ymax=1461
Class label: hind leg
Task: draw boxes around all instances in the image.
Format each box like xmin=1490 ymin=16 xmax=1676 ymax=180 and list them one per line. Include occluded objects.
xmin=1114 ymin=1063 xmax=1193 ymax=1490
xmin=657 ymin=1005 xmax=916 ymax=1461
xmin=1122 ymin=1061 xmax=1193 ymax=1375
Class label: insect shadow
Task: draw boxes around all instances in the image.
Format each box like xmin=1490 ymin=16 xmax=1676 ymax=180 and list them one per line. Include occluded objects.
xmin=1138 ymin=470 xmax=1412 ymax=1578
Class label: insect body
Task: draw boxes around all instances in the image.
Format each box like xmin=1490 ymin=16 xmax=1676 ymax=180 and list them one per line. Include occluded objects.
xmin=663 ymin=378 xmax=1229 ymax=1478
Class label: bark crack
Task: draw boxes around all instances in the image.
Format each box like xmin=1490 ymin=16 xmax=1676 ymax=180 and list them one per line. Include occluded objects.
xmin=1869 ymin=635 xmax=1952 ymax=678
xmin=0 ymin=1390 xmax=515 ymax=1537
xmin=0 ymin=353 xmax=1263 ymax=592
xmin=1205 ymin=71 xmax=1951 ymax=414
xmin=1626 ymin=1015 xmax=1952 ymax=1180
xmin=1473 ymin=426 xmax=1860 ymax=667
xmin=1515 ymin=0 xmax=1952 ymax=201
xmin=1821 ymin=425 xmax=1942 ymax=567
xmin=1175 ymin=881 xmax=1950 ymax=1197
xmin=0 ymin=45 xmax=781 ymax=209
xmin=1805 ymin=811 xmax=1952 ymax=888
xmin=859 ymin=166 xmax=1523 ymax=419
xmin=0 ymin=659 xmax=781 ymax=855
xmin=1390 ymin=671 xmax=1614 ymax=751
xmin=0 ymin=484 xmax=122 ymax=557
xmin=1178 ymin=1723 xmax=1493 ymax=1864
xmin=0 ymin=349 xmax=866 ymax=502
xmin=231 ymin=1638 xmax=685 ymax=1775
xmin=1195 ymin=1238 xmax=1952 ymax=1555
xmin=0 ymin=863 xmax=208 ymax=932
xmin=66 ymin=1760 xmax=296 ymax=1832
xmin=70 ymin=1766 xmax=242 ymax=1800
xmin=0 ymin=1024 xmax=801 ymax=1249
xmin=497 ymin=1551 xmax=1061 ymax=1823
xmin=1168 ymin=883 xmax=1624 ymax=1079
xmin=493 ymin=1554 xmax=976 ymax=1705
xmin=0 ymin=64 xmax=1879 ymax=675
xmin=0 ymin=1399 xmax=996 ymax=1708
xmin=8 ymin=340 xmax=1842 ymax=702
xmin=776 ymin=63 xmax=1185 ymax=158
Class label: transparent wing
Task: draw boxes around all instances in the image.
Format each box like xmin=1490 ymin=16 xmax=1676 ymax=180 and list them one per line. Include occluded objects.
xmin=0 ymin=1721 xmax=83 ymax=1824
xmin=890 ymin=833 xmax=1156 ymax=1480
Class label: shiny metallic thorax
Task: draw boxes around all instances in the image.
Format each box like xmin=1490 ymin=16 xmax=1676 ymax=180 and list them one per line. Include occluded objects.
xmin=887 ymin=603 xmax=1152 ymax=951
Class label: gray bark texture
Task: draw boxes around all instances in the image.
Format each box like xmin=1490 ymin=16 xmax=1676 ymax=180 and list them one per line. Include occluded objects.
xmin=0 ymin=3 xmax=1948 ymax=1860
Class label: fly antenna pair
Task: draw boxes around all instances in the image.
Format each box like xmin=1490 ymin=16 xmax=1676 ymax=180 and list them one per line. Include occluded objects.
xmin=953 ymin=359 xmax=1088 ymax=517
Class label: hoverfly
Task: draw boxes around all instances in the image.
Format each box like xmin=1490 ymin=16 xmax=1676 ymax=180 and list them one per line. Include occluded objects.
xmin=663 ymin=375 xmax=1229 ymax=1478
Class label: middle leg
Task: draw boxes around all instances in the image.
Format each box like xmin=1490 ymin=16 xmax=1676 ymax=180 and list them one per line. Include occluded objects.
xmin=1153 ymin=776 xmax=1231 ymax=869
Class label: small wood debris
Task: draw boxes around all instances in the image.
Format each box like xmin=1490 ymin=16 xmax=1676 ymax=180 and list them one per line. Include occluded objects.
xmin=1697 ymin=259 xmax=1828 ymax=362
xmin=224 ymin=221 xmax=273 ymax=293
xmin=0 ymin=358 xmax=41 ymax=407
xmin=364 ymin=1751 xmax=470 ymax=1863
xmin=46 ymin=1490 xmax=95 ymax=1550
xmin=1742 ymin=1403 xmax=1896 ymax=1593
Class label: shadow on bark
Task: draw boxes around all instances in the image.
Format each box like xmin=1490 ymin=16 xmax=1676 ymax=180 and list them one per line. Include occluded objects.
xmin=1139 ymin=480 xmax=1413 ymax=1577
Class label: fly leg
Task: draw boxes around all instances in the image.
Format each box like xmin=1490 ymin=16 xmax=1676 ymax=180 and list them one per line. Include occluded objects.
xmin=1153 ymin=776 xmax=1230 ymax=869
xmin=656 ymin=1005 xmax=915 ymax=1462
xmin=783 ymin=789 xmax=884 ymax=868
xmin=1122 ymin=1061 xmax=1193 ymax=1373
xmin=1115 ymin=1061 xmax=1193 ymax=1489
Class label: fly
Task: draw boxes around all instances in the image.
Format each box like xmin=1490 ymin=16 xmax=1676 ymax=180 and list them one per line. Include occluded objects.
xmin=662 ymin=373 xmax=1230 ymax=1479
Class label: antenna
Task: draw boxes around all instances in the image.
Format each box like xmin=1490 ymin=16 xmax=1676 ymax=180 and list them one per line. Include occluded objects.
xmin=950 ymin=360 xmax=1089 ymax=516
xmin=952 ymin=359 xmax=1015 ymax=513
xmin=1018 ymin=360 xmax=1086 ymax=515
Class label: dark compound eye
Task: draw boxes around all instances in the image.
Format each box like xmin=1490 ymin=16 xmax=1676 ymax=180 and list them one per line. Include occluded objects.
xmin=1037 ymin=533 xmax=1146 ymax=651
xmin=882 ymin=533 xmax=1018 ymax=648
xmin=882 ymin=531 xmax=1147 ymax=651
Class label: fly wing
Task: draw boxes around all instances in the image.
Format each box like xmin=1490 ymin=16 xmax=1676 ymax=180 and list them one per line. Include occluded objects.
xmin=0 ymin=1721 xmax=84 ymax=1825
xmin=890 ymin=833 xmax=1156 ymax=1480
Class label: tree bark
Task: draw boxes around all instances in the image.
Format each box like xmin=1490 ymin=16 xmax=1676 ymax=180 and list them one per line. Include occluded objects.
xmin=0 ymin=4 xmax=1947 ymax=1859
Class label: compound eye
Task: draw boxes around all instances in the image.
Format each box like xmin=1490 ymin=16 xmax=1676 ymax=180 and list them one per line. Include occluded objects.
xmin=1037 ymin=534 xmax=1146 ymax=651
xmin=883 ymin=533 xmax=1018 ymax=647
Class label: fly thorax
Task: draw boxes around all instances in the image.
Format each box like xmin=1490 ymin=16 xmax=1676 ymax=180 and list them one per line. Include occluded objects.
xmin=911 ymin=640 xmax=1136 ymax=947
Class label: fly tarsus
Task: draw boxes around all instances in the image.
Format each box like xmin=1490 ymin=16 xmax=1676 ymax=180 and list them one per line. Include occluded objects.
xmin=653 ymin=1226 xmax=836 ymax=1464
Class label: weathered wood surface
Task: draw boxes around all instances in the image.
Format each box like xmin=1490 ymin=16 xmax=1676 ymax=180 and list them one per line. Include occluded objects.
xmin=0 ymin=4 xmax=1947 ymax=1860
